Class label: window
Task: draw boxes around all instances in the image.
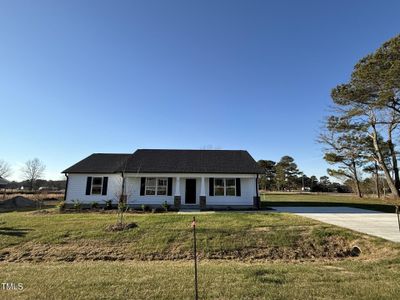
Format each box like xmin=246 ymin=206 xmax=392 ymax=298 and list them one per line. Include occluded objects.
xmin=91 ymin=177 xmax=103 ymax=195
xmin=226 ymin=179 xmax=236 ymax=196
xmin=214 ymin=179 xmax=225 ymax=196
xmin=157 ymin=178 xmax=168 ymax=195
xmin=214 ymin=178 xmax=236 ymax=196
xmin=145 ymin=177 xmax=168 ymax=196
xmin=145 ymin=178 xmax=156 ymax=195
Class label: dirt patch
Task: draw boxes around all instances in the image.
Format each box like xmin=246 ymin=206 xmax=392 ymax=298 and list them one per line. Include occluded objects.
xmin=105 ymin=222 xmax=138 ymax=232
xmin=251 ymin=227 xmax=272 ymax=232
xmin=205 ymin=236 xmax=353 ymax=261
xmin=30 ymin=209 xmax=53 ymax=215
xmin=0 ymin=235 xmax=358 ymax=263
xmin=0 ymin=196 xmax=38 ymax=210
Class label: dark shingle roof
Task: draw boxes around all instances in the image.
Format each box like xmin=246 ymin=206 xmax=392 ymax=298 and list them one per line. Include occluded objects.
xmin=62 ymin=149 xmax=263 ymax=174
xmin=62 ymin=153 xmax=131 ymax=174
xmin=125 ymin=149 xmax=262 ymax=174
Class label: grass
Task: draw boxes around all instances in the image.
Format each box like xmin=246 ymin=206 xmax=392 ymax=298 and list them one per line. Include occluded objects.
xmin=261 ymin=192 xmax=397 ymax=212
xmin=2 ymin=259 xmax=400 ymax=299
xmin=0 ymin=210 xmax=366 ymax=260
xmin=0 ymin=210 xmax=399 ymax=299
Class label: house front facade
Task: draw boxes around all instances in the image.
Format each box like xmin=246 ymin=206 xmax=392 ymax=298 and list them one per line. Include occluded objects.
xmin=62 ymin=149 xmax=263 ymax=209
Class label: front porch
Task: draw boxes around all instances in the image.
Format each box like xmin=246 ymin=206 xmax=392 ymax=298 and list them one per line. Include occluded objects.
xmin=124 ymin=173 xmax=260 ymax=210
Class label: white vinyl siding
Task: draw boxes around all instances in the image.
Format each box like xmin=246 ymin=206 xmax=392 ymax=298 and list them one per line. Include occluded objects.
xmin=66 ymin=173 xmax=257 ymax=207
xmin=65 ymin=174 xmax=122 ymax=203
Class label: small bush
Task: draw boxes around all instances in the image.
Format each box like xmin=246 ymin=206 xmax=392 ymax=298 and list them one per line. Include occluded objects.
xmin=118 ymin=201 xmax=127 ymax=212
xmin=141 ymin=204 xmax=146 ymax=212
xmin=57 ymin=201 xmax=66 ymax=213
xmin=104 ymin=200 xmax=113 ymax=210
xmin=73 ymin=199 xmax=81 ymax=211
xmin=90 ymin=201 xmax=99 ymax=209
xmin=162 ymin=201 xmax=169 ymax=212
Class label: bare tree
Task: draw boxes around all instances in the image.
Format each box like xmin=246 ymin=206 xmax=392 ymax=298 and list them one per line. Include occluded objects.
xmin=0 ymin=160 xmax=12 ymax=178
xmin=21 ymin=158 xmax=46 ymax=190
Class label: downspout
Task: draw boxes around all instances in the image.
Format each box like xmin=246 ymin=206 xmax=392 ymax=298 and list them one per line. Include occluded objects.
xmin=64 ymin=174 xmax=69 ymax=201
xmin=121 ymin=171 xmax=126 ymax=200
xmin=255 ymin=173 xmax=260 ymax=210
xmin=256 ymin=174 xmax=259 ymax=197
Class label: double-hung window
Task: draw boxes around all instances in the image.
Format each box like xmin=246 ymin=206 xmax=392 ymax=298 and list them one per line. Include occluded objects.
xmin=225 ymin=179 xmax=236 ymax=196
xmin=145 ymin=177 xmax=168 ymax=196
xmin=157 ymin=178 xmax=168 ymax=195
xmin=145 ymin=178 xmax=156 ymax=195
xmin=214 ymin=179 xmax=225 ymax=196
xmin=214 ymin=178 xmax=236 ymax=196
xmin=91 ymin=177 xmax=103 ymax=195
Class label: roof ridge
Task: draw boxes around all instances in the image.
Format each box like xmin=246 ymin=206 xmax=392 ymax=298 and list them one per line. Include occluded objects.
xmin=91 ymin=153 xmax=131 ymax=155
xmin=136 ymin=149 xmax=247 ymax=151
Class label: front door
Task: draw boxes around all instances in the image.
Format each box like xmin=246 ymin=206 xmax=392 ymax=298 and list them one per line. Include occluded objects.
xmin=185 ymin=179 xmax=196 ymax=204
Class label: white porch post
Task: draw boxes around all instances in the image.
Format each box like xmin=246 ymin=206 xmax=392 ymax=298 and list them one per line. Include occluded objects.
xmin=175 ymin=177 xmax=181 ymax=196
xmin=199 ymin=176 xmax=206 ymax=209
xmin=174 ymin=177 xmax=181 ymax=209
xmin=200 ymin=177 xmax=205 ymax=196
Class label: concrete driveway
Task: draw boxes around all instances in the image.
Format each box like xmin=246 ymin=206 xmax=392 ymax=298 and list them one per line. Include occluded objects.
xmin=271 ymin=206 xmax=400 ymax=243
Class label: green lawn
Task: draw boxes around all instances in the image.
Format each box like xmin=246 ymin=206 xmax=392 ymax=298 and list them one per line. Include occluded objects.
xmin=0 ymin=210 xmax=399 ymax=299
xmin=2 ymin=258 xmax=400 ymax=300
xmin=1 ymin=210 xmax=372 ymax=261
xmin=261 ymin=192 xmax=397 ymax=212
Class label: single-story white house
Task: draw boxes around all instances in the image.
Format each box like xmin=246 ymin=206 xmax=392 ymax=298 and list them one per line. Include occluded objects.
xmin=62 ymin=149 xmax=263 ymax=209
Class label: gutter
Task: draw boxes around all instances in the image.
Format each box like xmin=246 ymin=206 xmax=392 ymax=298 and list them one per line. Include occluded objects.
xmin=64 ymin=174 xmax=69 ymax=201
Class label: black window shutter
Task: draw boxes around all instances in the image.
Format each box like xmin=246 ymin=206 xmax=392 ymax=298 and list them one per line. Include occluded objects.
xmin=102 ymin=177 xmax=108 ymax=195
xmin=209 ymin=178 xmax=214 ymax=196
xmin=236 ymin=178 xmax=241 ymax=196
xmin=140 ymin=177 xmax=146 ymax=196
xmin=86 ymin=177 xmax=92 ymax=195
xmin=167 ymin=177 xmax=173 ymax=196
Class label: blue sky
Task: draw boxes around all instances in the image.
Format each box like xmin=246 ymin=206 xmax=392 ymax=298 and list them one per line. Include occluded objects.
xmin=1 ymin=0 xmax=400 ymax=181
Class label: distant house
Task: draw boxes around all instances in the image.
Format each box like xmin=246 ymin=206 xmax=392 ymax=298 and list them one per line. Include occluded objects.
xmin=62 ymin=149 xmax=263 ymax=209
xmin=0 ymin=176 xmax=9 ymax=188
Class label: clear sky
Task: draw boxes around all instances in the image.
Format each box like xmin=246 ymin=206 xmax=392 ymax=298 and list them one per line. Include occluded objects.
xmin=1 ymin=0 xmax=400 ymax=181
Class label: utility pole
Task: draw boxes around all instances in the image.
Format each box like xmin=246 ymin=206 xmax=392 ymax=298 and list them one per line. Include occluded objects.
xmin=192 ymin=217 xmax=198 ymax=300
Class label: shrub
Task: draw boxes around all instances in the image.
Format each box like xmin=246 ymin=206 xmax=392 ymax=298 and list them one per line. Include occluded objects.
xmin=162 ymin=201 xmax=170 ymax=212
xmin=90 ymin=201 xmax=99 ymax=209
xmin=118 ymin=201 xmax=127 ymax=212
xmin=141 ymin=204 xmax=146 ymax=212
xmin=57 ymin=201 xmax=66 ymax=213
xmin=73 ymin=199 xmax=81 ymax=211
xmin=104 ymin=200 xmax=113 ymax=210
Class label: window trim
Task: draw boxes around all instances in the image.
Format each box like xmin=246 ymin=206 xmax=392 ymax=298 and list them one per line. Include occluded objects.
xmin=145 ymin=177 xmax=169 ymax=196
xmin=213 ymin=178 xmax=236 ymax=196
xmin=91 ymin=177 xmax=103 ymax=195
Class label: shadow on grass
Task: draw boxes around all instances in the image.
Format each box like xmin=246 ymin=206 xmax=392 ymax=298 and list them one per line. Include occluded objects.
xmin=0 ymin=226 xmax=32 ymax=237
xmin=0 ymin=204 xmax=56 ymax=214
xmin=261 ymin=201 xmax=395 ymax=213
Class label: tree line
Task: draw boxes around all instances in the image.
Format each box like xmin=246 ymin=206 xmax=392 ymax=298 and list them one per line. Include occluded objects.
xmin=257 ymin=156 xmax=351 ymax=193
xmin=319 ymin=34 xmax=400 ymax=200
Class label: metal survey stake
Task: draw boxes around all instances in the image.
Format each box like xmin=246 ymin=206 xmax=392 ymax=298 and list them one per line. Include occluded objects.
xmin=192 ymin=217 xmax=198 ymax=300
